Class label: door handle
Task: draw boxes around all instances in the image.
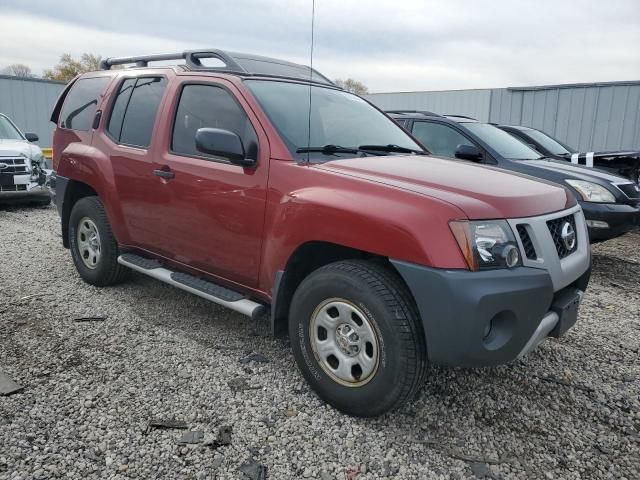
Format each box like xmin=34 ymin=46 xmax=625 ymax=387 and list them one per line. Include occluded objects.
xmin=153 ymin=168 xmax=175 ymax=179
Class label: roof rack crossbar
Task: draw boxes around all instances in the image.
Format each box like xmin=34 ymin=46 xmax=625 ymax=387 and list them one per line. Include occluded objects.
xmin=443 ymin=114 xmax=477 ymax=120
xmin=385 ymin=110 xmax=441 ymax=117
xmin=100 ymin=49 xmax=246 ymax=73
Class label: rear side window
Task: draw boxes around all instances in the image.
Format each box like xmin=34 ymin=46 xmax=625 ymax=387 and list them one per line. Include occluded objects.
xmin=107 ymin=77 xmax=167 ymax=148
xmin=59 ymin=76 xmax=111 ymax=131
xmin=412 ymin=121 xmax=471 ymax=158
xmin=171 ymin=84 xmax=257 ymax=159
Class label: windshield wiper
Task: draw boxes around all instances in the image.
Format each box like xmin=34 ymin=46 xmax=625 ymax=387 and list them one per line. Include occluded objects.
xmin=296 ymin=144 xmax=384 ymax=156
xmin=358 ymin=144 xmax=427 ymax=154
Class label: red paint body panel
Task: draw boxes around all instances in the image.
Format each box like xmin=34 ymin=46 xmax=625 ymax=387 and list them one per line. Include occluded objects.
xmin=53 ymin=69 xmax=575 ymax=304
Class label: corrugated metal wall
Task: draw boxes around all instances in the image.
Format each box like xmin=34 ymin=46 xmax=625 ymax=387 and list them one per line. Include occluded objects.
xmin=365 ymin=89 xmax=492 ymax=122
xmin=0 ymin=75 xmax=65 ymax=148
xmin=365 ymin=81 xmax=640 ymax=152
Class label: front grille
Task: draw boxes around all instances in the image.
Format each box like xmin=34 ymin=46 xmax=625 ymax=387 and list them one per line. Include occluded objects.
xmin=616 ymin=182 xmax=640 ymax=199
xmin=547 ymin=214 xmax=578 ymax=259
xmin=0 ymin=157 xmax=28 ymax=174
xmin=0 ymin=184 xmax=27 ymax=192
xmin=516 ymin=224 xmax=537 ymax=260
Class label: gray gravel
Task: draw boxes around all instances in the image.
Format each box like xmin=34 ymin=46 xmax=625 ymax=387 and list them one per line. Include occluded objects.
xmin=1 ymin=204 xmax=639 ymax=479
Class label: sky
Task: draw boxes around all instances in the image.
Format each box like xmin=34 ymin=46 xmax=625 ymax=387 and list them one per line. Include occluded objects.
xmin=0 ymin=0 xmax=639 ymax=92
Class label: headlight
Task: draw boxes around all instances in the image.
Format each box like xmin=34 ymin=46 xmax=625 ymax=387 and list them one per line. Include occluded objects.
xmin=565 ymin=179 xmax=615 ymax=203
xmin=449 ymin=220 xmax=521 ymax=271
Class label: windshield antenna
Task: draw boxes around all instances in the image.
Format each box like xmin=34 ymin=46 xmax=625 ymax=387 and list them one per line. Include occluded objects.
xmin=306 ymin=0 xmax=315 ymax=165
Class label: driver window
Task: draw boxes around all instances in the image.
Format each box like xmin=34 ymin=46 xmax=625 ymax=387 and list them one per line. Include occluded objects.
xmin=172 ymin=84 xmax=258 ymax=160
xmin=412 ymin=121 xmax=471 ymax=158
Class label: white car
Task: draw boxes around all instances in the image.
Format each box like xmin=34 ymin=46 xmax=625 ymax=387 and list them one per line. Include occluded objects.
xmin=0 ymin=113 xmax=51 ymax=205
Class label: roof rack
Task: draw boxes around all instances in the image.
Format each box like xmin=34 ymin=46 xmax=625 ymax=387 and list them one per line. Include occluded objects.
xmin=99 ymin=49 xmax=336 ymax=86
xmin=385 ymin=110 xmax=441 ymax=117
xmin=100 ymin=49 xmax=243 ymax=72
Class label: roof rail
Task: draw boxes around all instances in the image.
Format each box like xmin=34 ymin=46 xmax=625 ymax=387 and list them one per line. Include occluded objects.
xmin=100 ymin=49 xmax=245 ymax=72
xmin=98 ymin=49 xmax=336 ymax=87
xmin=443 ymin=114 xmax=477 ymax=120
xmin=385 ymin=110 xmax=441 ymax=117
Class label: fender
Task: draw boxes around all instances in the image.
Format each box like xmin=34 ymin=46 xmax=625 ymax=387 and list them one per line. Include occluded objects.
xmin=56 ymin=143 xmax=130 ymax=244
xmin=258 ymin=161 xmax=469 ymax=294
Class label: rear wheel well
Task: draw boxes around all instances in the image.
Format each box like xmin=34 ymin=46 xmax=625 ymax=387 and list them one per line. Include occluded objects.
xmin=61 ymin=181 xmax=98 ymax=248
xmin=271 ymin=241 xmax=390 ymax=336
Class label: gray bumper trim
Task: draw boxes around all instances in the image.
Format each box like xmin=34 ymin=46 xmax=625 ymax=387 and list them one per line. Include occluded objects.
xmin=517 ymin=311 xmax=559 ymax=359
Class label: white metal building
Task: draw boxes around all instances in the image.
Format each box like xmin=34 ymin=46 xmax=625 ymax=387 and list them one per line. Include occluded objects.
xmin=364 ymin=80 xmax=640 ymax=152
xmin=0 ymin=75 xmax=65 ymax=148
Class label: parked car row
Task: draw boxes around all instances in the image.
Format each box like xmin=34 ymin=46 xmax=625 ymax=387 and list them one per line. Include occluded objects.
xmin=0 ymin=113 xmax=51 ymax=205
xmin=497 ymin=124 xmax=640 ymax=185
xmin=388 ymin=111 xmax=640 ymax=242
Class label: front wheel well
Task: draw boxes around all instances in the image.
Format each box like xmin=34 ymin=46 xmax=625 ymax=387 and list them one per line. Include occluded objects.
xmin=271 ymin=241 xmax=391 ymax=336
xmin=61 ymin=181 xmax=98 ymax=248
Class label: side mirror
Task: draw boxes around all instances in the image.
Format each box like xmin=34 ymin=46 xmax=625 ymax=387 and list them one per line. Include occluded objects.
xmin=25 ymin=132 xmax=39 ymax=143
xmin=195 ymin=128 xmax=255 ymax=167
xmin=455 ymin=144 xmax=482 ymax=161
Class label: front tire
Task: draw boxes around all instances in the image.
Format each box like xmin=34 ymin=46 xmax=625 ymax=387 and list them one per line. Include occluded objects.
xmin=289 ymin=260 xmax=427 ymax=417
xmin=69 ymin=196 xmax=129 ymax=286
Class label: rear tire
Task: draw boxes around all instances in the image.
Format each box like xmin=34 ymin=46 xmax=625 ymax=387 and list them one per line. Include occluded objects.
xmin=69 ymin=196 xmax=129 ymax=286
xmin=289 ymin=260 xmax=427 ymax=417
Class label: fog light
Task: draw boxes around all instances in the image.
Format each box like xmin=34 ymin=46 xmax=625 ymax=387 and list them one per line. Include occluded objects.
xmin=502 ymin=244 xmax=520 ymax=268
xmin=586 ymin=220 xmax=609 ymax=229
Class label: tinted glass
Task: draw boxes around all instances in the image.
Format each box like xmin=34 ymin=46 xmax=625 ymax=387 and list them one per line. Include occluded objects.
xmin=0 ymin=116 xmax=23 ymax=140
xmin=59 ymin=76 xmax=111 ymax=131
xmin=119 ymin=77 xmax=167 ymax=147
xmin=524 ymin=128 xmax=574 ymax=155
xmin=464 ymin=123 xmax=541 ymax=160
xmin=106 ymin=78 xmax=136 ymax=141
xmin=172 ymin=84 xmax=257 ymax=158
xmin=245 ymin=80 xmax=421 ymax=161
xmin=412 ymin=121 xmax=471 ymax=157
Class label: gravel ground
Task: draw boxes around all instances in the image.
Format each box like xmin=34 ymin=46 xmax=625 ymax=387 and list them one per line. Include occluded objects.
xmin=1 ymin=204 xmax=639 ymax=480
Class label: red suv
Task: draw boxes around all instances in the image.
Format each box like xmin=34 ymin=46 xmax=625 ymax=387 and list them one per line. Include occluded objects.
xmin=51 ymin=50 xmax=591 ymax=416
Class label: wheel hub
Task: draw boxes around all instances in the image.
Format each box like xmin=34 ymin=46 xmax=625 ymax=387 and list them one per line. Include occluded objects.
xmin=335 ymin=324 xmax=360 ymax=356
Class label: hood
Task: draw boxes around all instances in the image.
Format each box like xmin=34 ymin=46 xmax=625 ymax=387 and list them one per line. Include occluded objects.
xmin=0 ymin=138 xmax=42 ymax=160
xmin=522 ymin=158 xmax=630 ymax=184
xmin=315 ymin=155 xmax=574 ymax=220
xmin=561 ymin=150 xmax=640 ymax=161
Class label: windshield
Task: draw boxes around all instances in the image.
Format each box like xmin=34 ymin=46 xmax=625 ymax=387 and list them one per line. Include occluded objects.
xmin=245 ymin=80 xmax=421 ymax=160
xmin=0 ymin=115 xmax=24 ymax=140
xmin=464 ymin=123 xmax=541 ymax=160
xmin=524 ymin=128 xmax=575 ymax=155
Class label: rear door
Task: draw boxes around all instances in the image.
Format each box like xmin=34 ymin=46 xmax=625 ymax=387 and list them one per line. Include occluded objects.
xmin=149 ymin=79 xmax=269 ymax=287
xmin=92 ymin=73 xmax=169 ymax=249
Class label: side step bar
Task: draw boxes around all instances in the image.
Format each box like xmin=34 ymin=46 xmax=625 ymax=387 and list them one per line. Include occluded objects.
xmin=118 ymin=253 xmax=266 ymax=320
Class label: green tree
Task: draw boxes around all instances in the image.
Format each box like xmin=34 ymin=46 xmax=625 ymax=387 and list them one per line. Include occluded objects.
xmin=1 ymin=64 xmax=34 ymax=78
xmin=43 ymin=53 xmax=102 ymax=82
xmin=334 ymin=78 xmax=369 ymax=95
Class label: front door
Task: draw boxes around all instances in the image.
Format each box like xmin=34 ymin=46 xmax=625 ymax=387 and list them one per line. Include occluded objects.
xmin=150 ymin=80 xmax=269 ymax=288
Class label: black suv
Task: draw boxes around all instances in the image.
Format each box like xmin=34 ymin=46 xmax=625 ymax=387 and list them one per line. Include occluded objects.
xmin=388 ymin=111 xmax=640 ymax=242
xmin=496 ymin=124 xmax=640 ymax=185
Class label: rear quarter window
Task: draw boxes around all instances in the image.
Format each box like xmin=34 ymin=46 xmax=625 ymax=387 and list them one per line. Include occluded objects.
xmin=59 ymin=76 xmax=112 ymax=131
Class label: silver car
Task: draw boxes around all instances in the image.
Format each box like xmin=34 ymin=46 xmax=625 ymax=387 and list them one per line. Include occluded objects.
xmin=0 ymin=113 xmax=51 ymax=205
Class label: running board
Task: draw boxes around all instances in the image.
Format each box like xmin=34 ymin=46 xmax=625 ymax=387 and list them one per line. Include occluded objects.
xmin=118 ymin=253 xmax=266 ymax=320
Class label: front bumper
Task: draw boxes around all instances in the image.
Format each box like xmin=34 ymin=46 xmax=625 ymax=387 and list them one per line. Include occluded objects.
xmin=391 ymin=261 xmax=591 ymax=368
xmin=580 ymin=201 xmax=640 ymax=242
xmin=0 ymin=169 xmax=51 ymax=202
